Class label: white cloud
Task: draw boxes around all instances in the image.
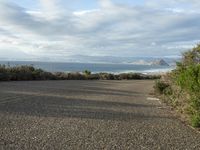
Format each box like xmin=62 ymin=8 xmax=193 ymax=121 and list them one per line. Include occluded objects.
xmin=39 ymin=0 xmax=58 ymax=10
xmin=73 ymin=9 xmax=100 ymax=16
xmin=0 ymin=0 xmax=200 ymax=60
xmin=98 ymin=0 xmax=114 ymax=8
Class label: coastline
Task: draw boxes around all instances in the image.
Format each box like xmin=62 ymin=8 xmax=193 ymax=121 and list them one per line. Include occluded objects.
xmin=0 ymin=60 xmax=173 ymax=75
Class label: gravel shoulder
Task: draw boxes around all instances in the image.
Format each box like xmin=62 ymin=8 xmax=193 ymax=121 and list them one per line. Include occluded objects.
xmin=0 ymin=80 xmax=200 ymax=149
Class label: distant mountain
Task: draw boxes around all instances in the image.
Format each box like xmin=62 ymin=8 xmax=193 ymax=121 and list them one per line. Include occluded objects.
xmin=0 ymin=53 xmax=180 ymax=66
xmin=151 ymin=59 xmax=170 ymax=66
xmin=65 ymin=55 xmax=178 ymax=66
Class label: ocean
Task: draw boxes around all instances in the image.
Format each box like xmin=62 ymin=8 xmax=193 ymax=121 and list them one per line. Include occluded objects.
xmin=0 ymin=61 xmax=174 ymax=74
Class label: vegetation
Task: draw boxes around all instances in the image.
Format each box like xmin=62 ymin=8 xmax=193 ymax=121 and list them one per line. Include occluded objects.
xmin=83 ymin=70 xmax=91 ymax=76
xmin=154 ymin=44 xmax=200 ymax=127
xmin=0 ymin=65 xmax=56 ymax=81
xmin=154 ymin=80 xmax=170 ymax=94
xmin=0 ymin=65 xmax=160 ymax=81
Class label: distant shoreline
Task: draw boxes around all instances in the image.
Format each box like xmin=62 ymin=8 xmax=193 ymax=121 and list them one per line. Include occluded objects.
xmin=0 ymin=61 xmax=173 ymax=75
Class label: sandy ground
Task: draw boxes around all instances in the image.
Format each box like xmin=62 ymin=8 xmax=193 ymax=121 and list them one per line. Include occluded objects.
xmin=0 ymin=80 xmax=200 ymax=150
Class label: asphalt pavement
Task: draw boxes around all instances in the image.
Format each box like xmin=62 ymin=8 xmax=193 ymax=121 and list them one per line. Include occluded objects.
xmin=0 ymin=80 xmax=200 ymax=150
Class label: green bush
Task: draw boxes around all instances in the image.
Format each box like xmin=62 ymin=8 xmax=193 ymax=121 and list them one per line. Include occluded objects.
xmin=156 ymin=44 xmax=200 ymax=127
xmin=83 ymin=70 xmax=91 ymax=76
xmin=175 ymin=64 xmax=200 ymax=127
xmin=191 ymin=114 xmax=200 ymax=128
xmin=154 ymin=80 xmax=170 ymax=94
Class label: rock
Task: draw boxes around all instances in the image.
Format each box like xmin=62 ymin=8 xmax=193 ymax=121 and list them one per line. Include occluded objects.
xmin=151 ymin=59 xmax=169 ymax=66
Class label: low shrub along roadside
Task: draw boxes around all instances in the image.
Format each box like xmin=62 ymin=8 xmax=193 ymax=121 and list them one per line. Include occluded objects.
xmin=0 ymin=65 xmax=161 ymax=81
xmin=154 ymin=44 xmax=200 ymax=127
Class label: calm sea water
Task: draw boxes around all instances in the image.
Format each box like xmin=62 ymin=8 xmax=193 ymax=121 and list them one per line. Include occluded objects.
xmin=0 ymin=61 xmax=173 ymax=74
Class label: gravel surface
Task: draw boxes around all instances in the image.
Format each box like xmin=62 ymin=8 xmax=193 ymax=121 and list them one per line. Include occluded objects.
xmin=0 ymin=80 xmax=200 ymax=150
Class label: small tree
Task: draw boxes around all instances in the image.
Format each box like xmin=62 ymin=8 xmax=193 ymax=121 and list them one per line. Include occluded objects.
xmin=83 ymin=70 xmax=91 ymax=76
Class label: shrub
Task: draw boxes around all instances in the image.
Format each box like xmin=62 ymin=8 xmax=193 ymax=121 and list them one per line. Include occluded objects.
xmin=119 ymin=73 xmax=141 ymax=80
xmin=191 ymin=114 xmax=200 ymax=128
xmin=99 ymin=73 xmax=115 ymax=80
xmin=0 ymin=65 xmax=57 ymax=81
xmin=0 ymin=65 xmax=161 ymax=81
xmin=155 ymin=44 xmax=200 ymax=127
xmin=83 ymin=70 xmax=91 ymax=76
xmin=174 ymin=64 xmax=200 ymax=127
xmin=154 ymin=80 xmax=170 ymax=94
xmin=87 ymin=74 xmax=100 ymax=80
xmin=54 ymin=72 xmax=68 ymax=80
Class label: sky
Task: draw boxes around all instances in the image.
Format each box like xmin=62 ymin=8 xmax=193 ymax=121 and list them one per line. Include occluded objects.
xmin=0 ymin=0 xmax=200 ymax=61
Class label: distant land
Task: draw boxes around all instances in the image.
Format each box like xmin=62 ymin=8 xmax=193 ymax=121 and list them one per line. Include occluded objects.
xmin=0 ymin=55 xmax=180 ymax=66
xmin=61 ymin=55 xmax=178 ymax=66
xmin=151 ymin=59 xmax=170 ymax=66
xmin=0 ymin=55 xmax=176 ymax=74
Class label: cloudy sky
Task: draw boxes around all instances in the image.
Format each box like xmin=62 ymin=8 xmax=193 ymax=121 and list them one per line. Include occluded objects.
xmin=0 ymin=0 xmax=200 ymax=61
